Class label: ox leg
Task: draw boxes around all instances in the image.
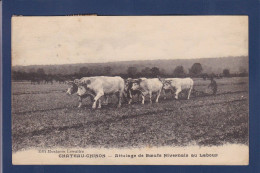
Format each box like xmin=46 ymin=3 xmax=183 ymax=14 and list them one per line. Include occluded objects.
xmin=128 ymin=98 xmax=132 ymax=104
xmin=103 ymin=95 xmax=109 ymax=105
xmin=128 ymin=90 xmax=133 ymax=104
xmin=117 ymin=92 xmax=123 ymax=108
xmin=122 ymin=92 xmax=128 ymax=104
xmin=78 ymin=96 xmax=83 ymax=108
xmin=161 ymin=89 xmax=166 ymax=100
xmin=98 ymin=99 xmax=102 ymax=109
xmin=187 ymin=87 xmax=193 ymax=100
xmin=141 ymin=94 xmax=145 ymax=104
xmin=155 ymin=90 xmax=161 ymax=103
xmin=175 ymin=88 xmax=181 ymax=99
xmin=137 ymin=93 xmax=140 ymax=102
xmin=128 ymin=98 xmax=132 ymax=105
xmin=149 ymin=91 xmax=153 ymax=104
xmin=92 ymin=92 xmax=104 ymax=109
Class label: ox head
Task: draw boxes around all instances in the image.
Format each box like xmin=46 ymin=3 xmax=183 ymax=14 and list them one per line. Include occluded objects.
xmin=66 ymin=80 xmax=78 ymax=95
xmin=124 ymin=78 xmax=138 ymax=99
xmin=124 ymin=78 xmax=134 ymax=91
xmin=131 ymin=78 xmax=142 ymax=91
xmin=76 ymin=80 xmax=91 ymax=96
xmin=162 ymin=80 xmax=172 ymax=90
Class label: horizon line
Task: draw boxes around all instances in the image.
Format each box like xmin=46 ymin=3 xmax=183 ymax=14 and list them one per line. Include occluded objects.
xmin=12 ymin=55 xmax=248 ymax=67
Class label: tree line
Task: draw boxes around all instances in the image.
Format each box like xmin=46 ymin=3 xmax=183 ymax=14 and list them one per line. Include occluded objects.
xmin=12 ymin=63 xmax=248 ymax=82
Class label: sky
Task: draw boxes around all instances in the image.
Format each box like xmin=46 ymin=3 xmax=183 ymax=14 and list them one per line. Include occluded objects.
xmin=12 ymin=16 xmax=248 ymax=66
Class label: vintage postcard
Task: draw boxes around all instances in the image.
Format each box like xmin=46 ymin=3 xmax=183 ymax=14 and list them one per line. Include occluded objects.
xmin=11 ymin=16 xmax=248 ymax=165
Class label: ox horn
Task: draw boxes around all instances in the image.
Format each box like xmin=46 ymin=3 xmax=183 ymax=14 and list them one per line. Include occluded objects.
xmin=65 ymin=81 xmax=74 ymax=85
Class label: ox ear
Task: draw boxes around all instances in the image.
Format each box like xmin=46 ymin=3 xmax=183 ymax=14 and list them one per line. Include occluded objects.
xmin=158 ymin=76 xmax=165 ymax=83
xmin=83 ymin=79 xmax=91 ymax=85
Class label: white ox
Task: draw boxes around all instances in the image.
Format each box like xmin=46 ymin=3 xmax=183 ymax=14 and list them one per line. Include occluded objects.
xmin=162 ymin=78 xmax=194 ymax=100
xmin=131 ymin=78 xmax=163 ymax=104
xmin=76 ymin=76 xmax=125 ymax=109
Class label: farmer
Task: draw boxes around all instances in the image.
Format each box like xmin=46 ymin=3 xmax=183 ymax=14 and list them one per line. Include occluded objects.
xmin=208 ymin=77 xmax=217 ymax=95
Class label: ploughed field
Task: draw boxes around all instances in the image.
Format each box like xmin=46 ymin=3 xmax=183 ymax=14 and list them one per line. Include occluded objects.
xmin=12 ymin=77 xmax=249 ymax=152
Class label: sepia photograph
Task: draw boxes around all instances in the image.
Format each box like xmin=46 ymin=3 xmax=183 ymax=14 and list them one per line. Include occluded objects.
xmin=11 ymin=16 xmax=248 ymax=165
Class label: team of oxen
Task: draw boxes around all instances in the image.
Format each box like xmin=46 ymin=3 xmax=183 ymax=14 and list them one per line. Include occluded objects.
xmin=66 ymin=76 xmax=194 ymax=109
